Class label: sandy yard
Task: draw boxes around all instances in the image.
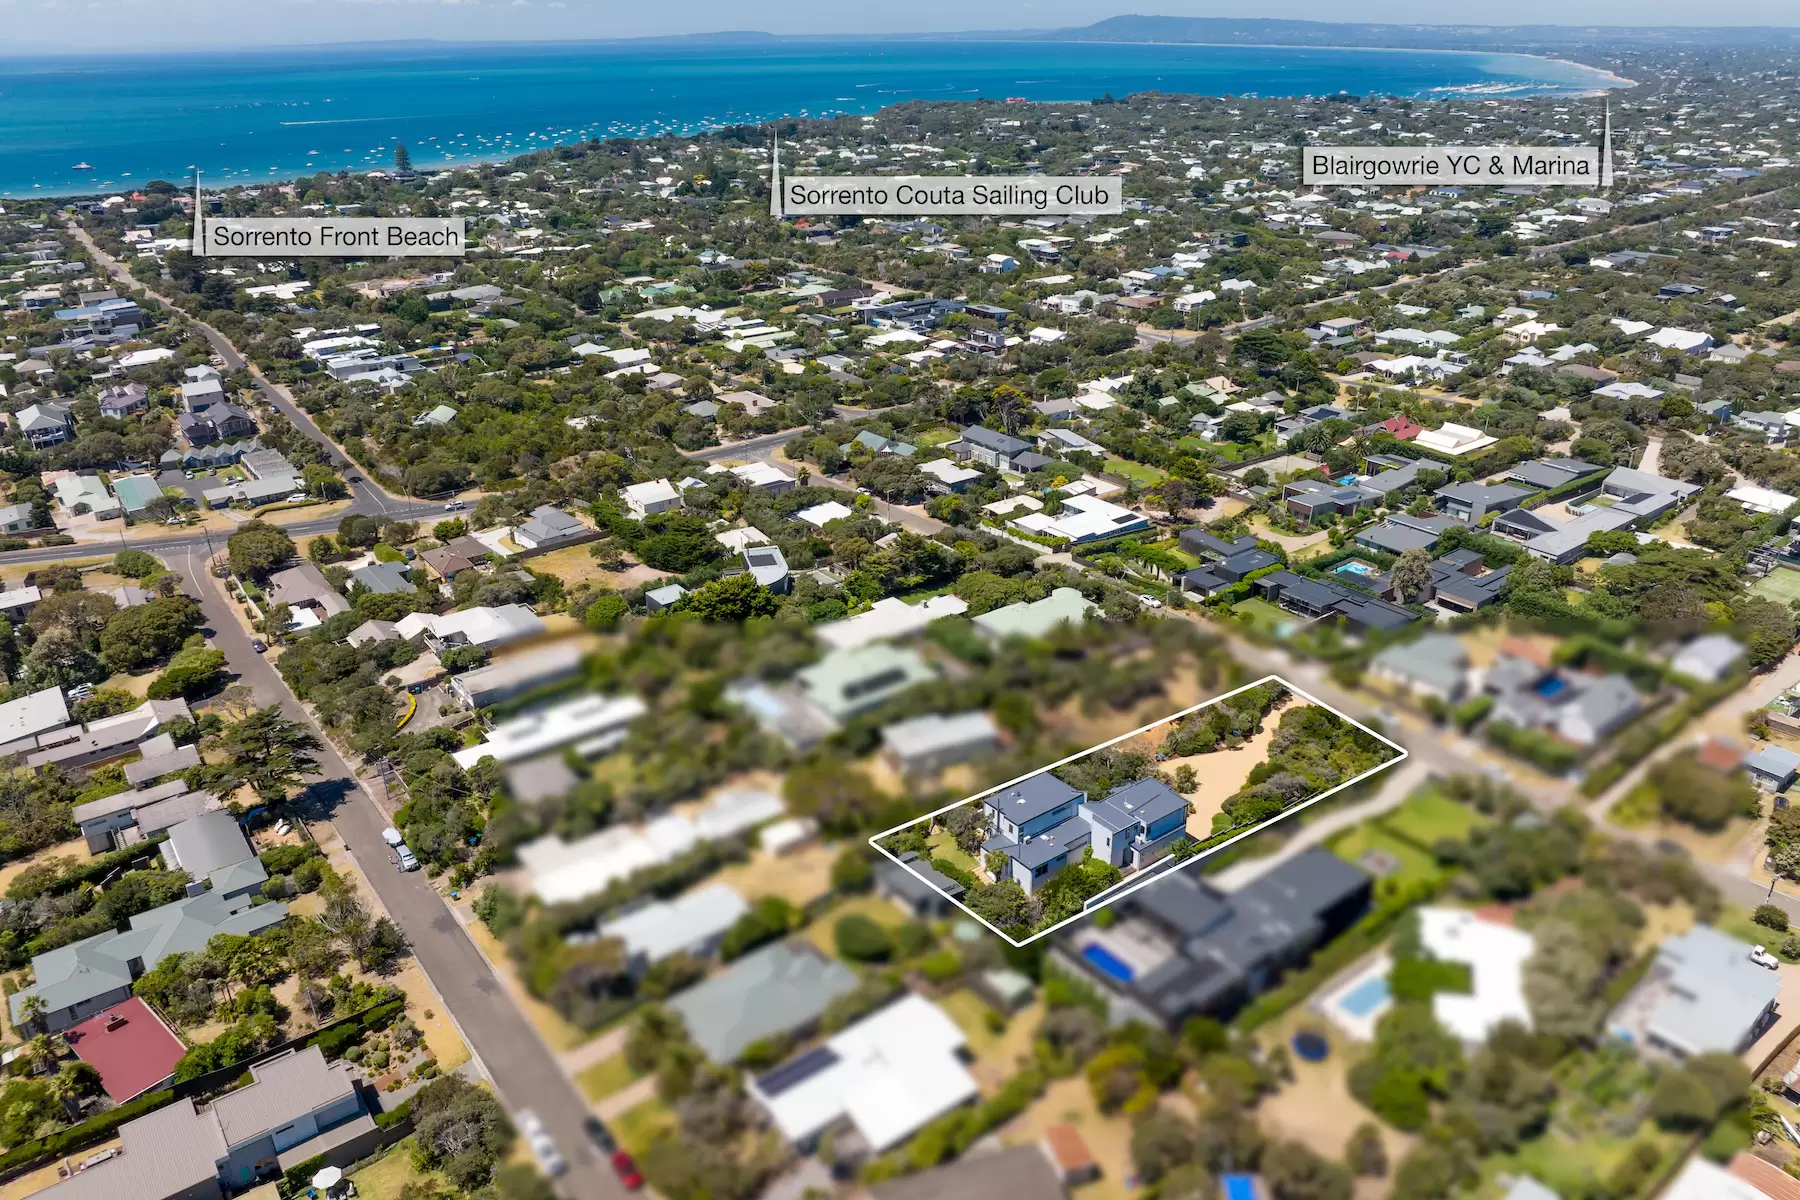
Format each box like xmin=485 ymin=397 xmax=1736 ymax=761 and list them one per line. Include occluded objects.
xmin=1255 ymin=1014 xmax=1412 ymax=1199
xmin=708 ymin=840 xmax=838 ymax=909
xmin=0 ymin=838 xmax=95 ymax=896
xmin=1245 ymin=518 xmax=1331 ymax=557
xmin=999 ymin=1076 xmax=1135 ymax=1200
xmin=1173 ymin=721 xmax=1280 ymax=838
xmin=949 ymin=997 xmax=1043 ymax=1096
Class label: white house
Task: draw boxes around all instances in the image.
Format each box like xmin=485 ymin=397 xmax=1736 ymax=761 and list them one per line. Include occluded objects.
xmin=621 ymin=478 xmax=682 ymax=519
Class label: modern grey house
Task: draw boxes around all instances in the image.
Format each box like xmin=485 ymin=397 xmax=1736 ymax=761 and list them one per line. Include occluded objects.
xmin=981 ymin=772 xmax=1189 ymax=895
xmin=1611 ymin=925 xmax=1782 ymax=1060
xmin=954 ymin=425 xmax=1035 ymax=472
xmin=346 ymin=560 xmax=416 ymax=596
xmin=1368 ymin=633 xmax=1470 ymax=703
xmin=33 ymin=1046 xmax=372 ymax=1200
xmin=878 ymin=850 xmax=968 ymax=919
xmin=1434 ymin=481 xmax=1533 ymax=525
xmin=513 ymin=505 xmax=589 ymax=551
xmin=1054 ymin=848 xmax=1372 ymax=1029
xmin=1745 ymin=745 xmax=1800 ymax=792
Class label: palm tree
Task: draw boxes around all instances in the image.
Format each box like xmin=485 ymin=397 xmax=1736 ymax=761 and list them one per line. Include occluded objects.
xmin=21 ymin=1034 xmax=56 ymax=1077
xmin=16 ymin=994 xmax=46 ymax=1033
xmin=47 ymin=1065 xmax=87 ymax=1121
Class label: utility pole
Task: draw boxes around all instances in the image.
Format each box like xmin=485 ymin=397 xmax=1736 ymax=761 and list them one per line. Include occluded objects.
xmin=769 ymin=131 xmax=782 ymax=220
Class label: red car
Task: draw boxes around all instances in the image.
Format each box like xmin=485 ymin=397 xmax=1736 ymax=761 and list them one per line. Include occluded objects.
xmin=610 ymin=1150 xmax=643 ymax=1190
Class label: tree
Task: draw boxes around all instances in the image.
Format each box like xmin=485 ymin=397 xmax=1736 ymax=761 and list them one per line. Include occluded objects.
xmin=1131 ymin=1109 xmax=1199 ymax=1182
xmin=221 ymin=706 xmax=322 ymax=803
xmin=1389 ymin=547 xmax=1433 ymax=602
xmin=679 ymin=573 xmax=780 ymax=623
xmin=21 ymin=626 xmax=108 ymax=691
xmin=834 ymin=913 xmax=894 ymax=962
xmin=1345 ymin=1123 xmax=1387 ymax=1176
xmin=226 ymin=521 xmax=295 ymax=581
xmin=394 ymin=142 xmax=412 ymax=173
xmin=831 ymin=847 xmax=874 ymax=893
xmin=720 ymin=896 xmax=799 ymax=960
xmin=112 ymin=549 xmax=160 ymax=579
xmin=411 ymin=1075 xmax=515 ymax=1190
xmin=1521 ymin=919 xmax=1610 ymax=1039
xmin=1262 ymin=1140 xmax=1353 ymax=1200
xmin=101 ymin=595 xmax=202 ymax=671
xmin=148 ymin=646 xmax=226 ymax=699
xmin=964 ymin=879 xmax=1038 ymax=930
xmin=584 ymin=593 xmax=628 ymax=632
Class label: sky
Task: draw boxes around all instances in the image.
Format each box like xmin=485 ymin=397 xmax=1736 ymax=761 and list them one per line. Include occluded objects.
xmin=5 ymin=0 xmax=1799 ymax=53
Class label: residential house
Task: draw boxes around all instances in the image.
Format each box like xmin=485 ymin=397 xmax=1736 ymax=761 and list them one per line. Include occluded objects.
xmin=395 ymin=604 xmax=544 ymax=650
xmin=878 ymin=850 xmax=968 ymax=919
xmin=881 ymin=711 xmax=1001 ymax=775
xmin=110 ymin=475 xmax=166 ymax=517
xmin=598 ymin=884 xmax=749 ymax=976
xmin=1007 ymin=493 xmax=1150 ymax=543
xmin=451 ymin=693 xmax=648 ymax=770
xmin=741 ymin=543 xmax=791 ymax=593
xmin=1612 ymin=925 xmax=1781 ymax=1059
xmin=346 ymin=560 xmax=416 ymax=596
xmin=1504 ymin=457 xmax=1603 ymax=491
xmin=512 ymin=505 xmax=588 ymax=551
xmin=54 ymin=474 xmax=121 ymax=519
xmin=97 ymin=383 xmax=149 ymax=419
xmin=1492 ymin=467 xmax=1700 ymax=564
xmin=0 ymin=685 xmax=73 ymax=759
xmin=31 ymin=1046 xmax=372 ymax=1200
xmin=72 ymin=777 xmax=217 ymax=853
xmin=267 ymin=562 xmax=351 ymax=626
xmin=1744 ymin=746 xmax=1800 ymax=793
xmin=1413 ymin=422 xmax=1496 ymax=457
xmin=26 ymin=697 xmax=192 ymax=773
xmin=1054 ymin=849 xmax=1372 ymax=1029
xmin=747 ymin=993 xmax=979 ymax=1154
xmin=0 ymin=503 xmax=37 ymax=533
xmin=1426 ymin=549 xmax=1513 ymax=613
xmin=448 ymin=641 xmax=587 ymax=709
xmin=1435 ymin=481 xmax=1532 ymax=525
xmin=17 ymin=402 xmax=74 ymax=447
xmin=981 ymin=771 xmax=1189 ymax=895
xmin=1368 ymin=633 xmax=1470 ymax=703
xmin=621 ymin=478 xmax=682 ymax=519
xmin=1671 ymin=634 xmax=1745 ymax=684
xmin=667 ymin=942 xmax=861 ymax=1063
xmin=1355 ymin=513 xmax=1463 ymax=556
xmin=973 ymin=587 xmax=1098 ymax=641
xmin=1484 ymin=651 xmax=1641 ymax=748
xmin=956 ymin=426 xmax=1036 ymax=472
xmin=1252 ymin=571 xmax=1419 ymax=636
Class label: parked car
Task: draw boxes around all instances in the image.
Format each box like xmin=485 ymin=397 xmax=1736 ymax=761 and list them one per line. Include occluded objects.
xmin=250 ymin=638 xmax=267 ymax=653
xmin=517 ymin=1111 xmax=567 ymax=1177
xmin=396 ymin=844 xmax=420 ymax=872
xmin=582 ymin=1117 xmax=616 ymax=1153
xmin=1136 ymin=593 xmax=1164 ymax=609
xmin=381 ymin=827 xmax=404 ymax=848
xmin=1752 ymin=945 xmax=1781 ymax=970
xmin=610 ymin=1150 xmax=643 ymax=1190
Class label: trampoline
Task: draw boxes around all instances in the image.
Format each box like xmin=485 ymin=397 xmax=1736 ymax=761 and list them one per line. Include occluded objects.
xmin=1291 ymin=1031 xmax=1330 ymax=1062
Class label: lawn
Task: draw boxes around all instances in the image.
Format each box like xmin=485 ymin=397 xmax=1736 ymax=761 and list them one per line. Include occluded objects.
xmin=1717 ymin=902 xmax=1800 ymax=961
xmin=916 ymin=427 xmax=961 ymax=447
xmin=1230 ymin=597 xmax=1292 ymax=636
xmin=927 ymin=829 xmax=980 ymax=878
xmin=610 ymin=1096 xmax=676 ymax=1158
xmin=1104 ymin=456 xmax=1167 ymax=486
xmin=1329 ymin=823 xmax=1444 ymax=891
xmin=576 ymin=1051 xmax=640 ymax=1104
xmin=1754 ymin=567 xmax=1800 ymax=607
xmin=351 ymin=1138 xmax=442 ymax=1196
xmin=1143 ymin=538 xmax=1202 ymax=569
xmin=1382 ymin=788 xmax=1484 ymax=848
xmin=938 ymin=988 xmax=1007 ymax=1059
xmin=800 ymin=892 xmax=909 ymax=954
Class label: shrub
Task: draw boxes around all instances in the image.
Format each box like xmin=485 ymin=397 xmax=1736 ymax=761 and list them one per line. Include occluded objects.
xmin=1754 ymin=904 xmax=1789 ymax=932
xmin=834 ymin=914 xmax=894 ymax=962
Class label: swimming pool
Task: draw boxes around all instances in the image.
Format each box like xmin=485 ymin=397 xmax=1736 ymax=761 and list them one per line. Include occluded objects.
xmin=1337 ymin=974 xmax=1392 ymax=1018
xmin=1533 ymin=676 xmax=1570 ymax=699
xmin=1334 ymin=560 xmax=1378 ymax=577
xmin=1081 ymin=943 xmax=1135 ymax=984
xmin=1222 ymin=1173 xmax=1260 ymax=1200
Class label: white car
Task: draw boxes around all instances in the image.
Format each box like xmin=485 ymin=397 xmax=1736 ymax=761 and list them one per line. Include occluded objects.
xmin=1752 ymin=945 xmax=1781 ymax=970
xmin=381 ymin=827 xmax=404 ymax=848
xmin=1136 ymin=593 xmax=1164 ymax=609
xmin=517 ymin=1111 xmax=567 ymax=1176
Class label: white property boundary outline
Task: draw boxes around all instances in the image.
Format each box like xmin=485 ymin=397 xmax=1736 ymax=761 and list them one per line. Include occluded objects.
xmin=867 ymin=674 xmax=1408 ymax=947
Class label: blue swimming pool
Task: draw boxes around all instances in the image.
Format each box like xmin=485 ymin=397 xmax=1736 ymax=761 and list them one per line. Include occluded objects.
xmin=1222 ymin=1173 xmax=1260 ymax=1200
xmin=1337 ymin=974 xmax=1392 ymax=1018
xmin=1533 ymin=676 xmax=1570 ymax=699
xmin=1081 ymin=943 xmax=1135 ymax=984
xmin=1334 ymin=561 xmax=1377 ymax=577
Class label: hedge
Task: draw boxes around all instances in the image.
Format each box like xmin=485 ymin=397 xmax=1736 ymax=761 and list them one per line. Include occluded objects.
xmin=8 ymin=835 xmax=169 ymax=901
xmin=1234 ymin=874 xmax=1445 ymax=1032
xmin=0 ymin=1087 xmax=175 ymax=1180
xmin=1485 ymin=720 xmax=1579 ymax=772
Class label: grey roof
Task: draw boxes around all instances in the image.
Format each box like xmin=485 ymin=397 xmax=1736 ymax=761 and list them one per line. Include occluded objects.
xmin=880 ymin=710 xmax=999 ymax=763
xmin=1358 ymin=459 xmax=1427 ymax=495
xmin=348 ymin=560 xmax=416 ymax=595
xmin=987 ymin=772 xmax=1085 ymax=826
xmin=667 ymin=942 xmax=860 ymax=1062
xmin=210 ymin=1046 xmax=359 ymax=1148
xmin=267 ymin=562 xmax=350 ymax=616
xmin=0 ymin=686 xmax=70 ymax=746
xmin=600 ymin=884 xmax=749 ymax=964
xmin=162 ymin=810 xmax=253 ymax=878
xmin=879 ymin=850 xmax=967 ymax=904
xmin=1645 ymin=925 xmax=1783 ymax=1056
xmin=1356 ymin=514 xmax=1461 ymax=554
xmin=1672 ymin=633 xmax=1744 ymax=678
xmin=794 ymin=644 xmax=936 ymax=723
xmin=1436 ymin=481 xmax=1533 ymax=507
xmin=11 ymin=890 xmax=287 ymax=1023
xmin=1746 ymin=745 xmax=1800 ymax=778
xmin=1507 ymin=458 xmax=1601 ymax=489
xmin=1009 ymin=814 xmax=1092 ymax=870
xmin=72 ymin=777 xmax=192 ymax=824
xmin=31 ymin=1095 xmax=226 ymax=1200
xmin=743 ymin=543 xmax=789 ymax=588
xmin=1089 ymin=776 xmax=1188 ymax=831
xmin=517 ymin=504 xmax=587 ymax=544
xmin=346 ymin=619 xmax=400 ymax=647
xmin=129 ymin=790 xmax=220 ymax=837
xmin=1371 ymin=632 xmax=1468 ymax=694
xmin=1178 ymin=529 xmax=1259 ymax=559
xmin=959 ymin=425 xmax=1033 ymax=457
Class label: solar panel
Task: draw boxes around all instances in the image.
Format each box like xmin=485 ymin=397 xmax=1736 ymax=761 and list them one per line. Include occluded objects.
xmin=756 ymin=1045 xmax=840 ymax=1098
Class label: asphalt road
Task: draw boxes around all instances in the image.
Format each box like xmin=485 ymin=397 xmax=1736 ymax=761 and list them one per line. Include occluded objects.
xmin=63 ymin=225 xmax=627 ymax=1200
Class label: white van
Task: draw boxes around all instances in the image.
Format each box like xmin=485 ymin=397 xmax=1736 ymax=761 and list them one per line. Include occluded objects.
xmin=396 ymin=844 xmax=420 ymax=872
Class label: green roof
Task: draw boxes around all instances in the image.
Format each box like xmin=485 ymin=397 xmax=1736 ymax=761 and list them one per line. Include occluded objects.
xmin=972 ymin=587 xmax=1097 ymax=641
xmin=109 ymin=474 xmax=165 ymax=514
xmin=794 ymin=644 xmax=936 ymax=723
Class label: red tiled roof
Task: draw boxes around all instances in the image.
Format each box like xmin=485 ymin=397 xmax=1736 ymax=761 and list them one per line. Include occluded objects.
xmin=1041 ymin=1123 xmax=1095 ymax=1172
xmin=1732 ymin=1152 xmax=1800 ymax=1200
xmin=64 ymin=998 xmax=187 ymax=1102
xmin=1381 ymin=415 xmax=1424 ymax=440
xmin=1698 ymin=735 xmax=1747 ymax=774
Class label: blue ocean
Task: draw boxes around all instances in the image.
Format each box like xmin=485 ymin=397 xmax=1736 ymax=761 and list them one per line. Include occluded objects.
xmin=0 ymin=39 xmax=1622 ymax=198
